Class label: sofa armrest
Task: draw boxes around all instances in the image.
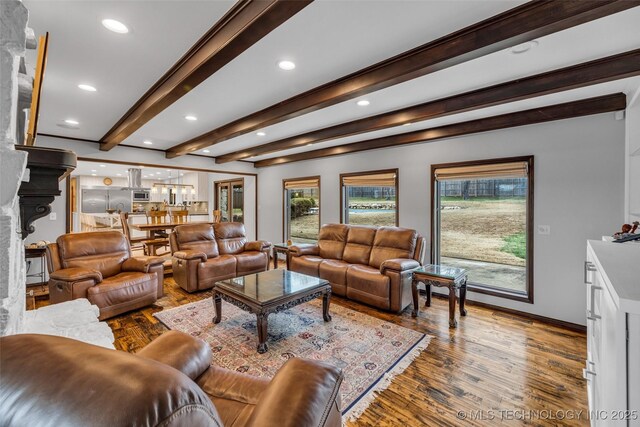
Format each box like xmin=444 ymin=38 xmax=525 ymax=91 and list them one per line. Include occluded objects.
xmin=247 ymin=358 xmax=343 ymax=427
xmin=244 ymin=240 xmax=272 ymax=252
xmin=289 ymin=244 xmax=319 ymax=257
xmin=380 ymin=258 xmax=420 ymax=273
xmin=136 ymin=331 xmax=212 ymax=381
xmin=173 ymin=250 xmax=207 ymax=262
xmin=49 ymin=267 xmax=102 ymax=284
xmin=122 ymin=256 xmax=164 ymax=273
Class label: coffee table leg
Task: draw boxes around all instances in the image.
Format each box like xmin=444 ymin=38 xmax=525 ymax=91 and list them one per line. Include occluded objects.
xmin=448 ymin=284 xmax=457 ymax=328
xmin=459 ymin=280 xmax=467 ymax=317
xmin=425 ymin=283 xmax=432 ymax=307
xmin=212 ymin=292 xmax=222 ymax=324
xmin=323 ymin=289 xmax=332 ymax=321
xmin=411 ymin=279 xmax=419 ymax=317
xmin=256 ymin=312 xmax=269 ymax=354
xmin=273 ymin=249 xmax=278 ymax=269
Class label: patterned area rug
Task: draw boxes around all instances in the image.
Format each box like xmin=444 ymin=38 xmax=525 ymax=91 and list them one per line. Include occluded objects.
xmin=154 ymin=298 xmax=429 ymax=420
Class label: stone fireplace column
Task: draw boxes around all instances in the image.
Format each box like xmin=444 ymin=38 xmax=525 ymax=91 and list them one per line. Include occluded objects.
xmin=0 ymin=0 xmax=29 ymax=335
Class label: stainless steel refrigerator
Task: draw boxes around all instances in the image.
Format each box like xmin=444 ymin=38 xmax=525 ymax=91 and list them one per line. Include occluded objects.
xmin=81 ymin=188 xmax=132 ymax=213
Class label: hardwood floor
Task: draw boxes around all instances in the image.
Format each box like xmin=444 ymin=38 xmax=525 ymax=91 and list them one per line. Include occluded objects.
xmin=35 ymin=275 xmax=588 ymax=426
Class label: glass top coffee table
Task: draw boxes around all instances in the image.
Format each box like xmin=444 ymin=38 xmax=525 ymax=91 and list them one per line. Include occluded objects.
xmin=213 ymin=269 xmax=332 ymax=353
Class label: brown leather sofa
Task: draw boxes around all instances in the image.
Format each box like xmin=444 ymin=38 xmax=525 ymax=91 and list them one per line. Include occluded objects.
xmin=170 ymin=222 xmax=271 ymax=292
xmin=289 ymin=224 xmax=425 ymax=312
xmin=0 ymin=331 xmax=343 ymax=426
xmin=46 ymin=231 xmax=164 ymax=320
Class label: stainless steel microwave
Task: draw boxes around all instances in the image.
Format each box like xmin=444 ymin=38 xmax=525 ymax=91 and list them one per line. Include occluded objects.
xmin=132 ymin=190 xmax=150 ymax=202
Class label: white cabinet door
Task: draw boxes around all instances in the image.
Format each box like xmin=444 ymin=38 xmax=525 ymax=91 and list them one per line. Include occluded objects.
xmin=597 ymin=283 xmax=626 ymax=426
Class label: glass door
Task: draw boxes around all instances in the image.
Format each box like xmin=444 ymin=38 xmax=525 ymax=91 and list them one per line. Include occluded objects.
xmin=215 ymin=179 xmax=244 ymax=223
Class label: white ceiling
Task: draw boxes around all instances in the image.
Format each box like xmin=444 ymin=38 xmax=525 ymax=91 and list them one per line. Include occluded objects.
xmin=26 ymin=1 xmax=640 ymax=164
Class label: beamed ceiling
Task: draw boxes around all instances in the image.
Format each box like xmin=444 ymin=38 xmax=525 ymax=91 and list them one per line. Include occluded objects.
xmin=25 ymin=0 xmax=640 ymax=168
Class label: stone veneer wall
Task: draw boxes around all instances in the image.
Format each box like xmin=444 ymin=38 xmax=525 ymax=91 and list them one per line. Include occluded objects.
xmin=0 ymin=0 xmax=30 ymax=335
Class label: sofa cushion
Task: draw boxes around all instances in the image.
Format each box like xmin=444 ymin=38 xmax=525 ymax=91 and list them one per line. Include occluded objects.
xmin=235 ymin=251 xmax=268 ymax=275
xmin=214 ymin=223 xmax=248 ymax=255
xmin=87 ymin=271 xmax=156 ymax=310
xmin=342 ymin=226 xmax=377 ymax=265
xmin=346 ymin=264 xmax=390 ymax=310
xmin=290 ymin=255 xmax=324 ymax=277
xmin=317 ymin=224 xmax=349 ymax=260
xmin=174 ymin=224 xmax=219 ymax=259
xmin=58 ymin=231 xmax=129 ymax=278
xmin=368 ymin=227 xmax=417 ymax=269
xmin=319 ymin=259 xmax=349 ymax=296
xmin=198 ymin=255 xmax=237 ymax=289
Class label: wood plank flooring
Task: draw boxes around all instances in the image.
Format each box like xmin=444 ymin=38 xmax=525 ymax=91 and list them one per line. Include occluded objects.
xmin=34 ymin=274 xmax=588 ymax=426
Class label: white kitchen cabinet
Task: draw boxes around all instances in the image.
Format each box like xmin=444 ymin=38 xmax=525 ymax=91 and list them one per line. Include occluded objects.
xmin=585 ymin=241 xmax=640 ymax=426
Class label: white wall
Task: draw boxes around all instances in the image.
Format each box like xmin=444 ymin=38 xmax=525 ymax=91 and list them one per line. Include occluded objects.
xmin=257 ymin=113 xmax=626 ymax=325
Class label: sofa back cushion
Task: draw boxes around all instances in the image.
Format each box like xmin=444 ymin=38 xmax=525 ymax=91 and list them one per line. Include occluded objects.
xmin=368 ymin=227 xmax=418 ymax=269
xmin=174 ymin=224 xmax=219 ymax=258
xmin=318 ymin=224 xmax=349 ymax=260
xmin=342 ymin=225 xmax=377 ymax=265
xmin=57 ymin=231 xmax=129 ymax=278
xmin=214 ymin=222 xmax=247 ymax=255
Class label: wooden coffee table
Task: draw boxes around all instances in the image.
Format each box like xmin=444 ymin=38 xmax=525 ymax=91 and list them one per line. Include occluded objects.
xmin=411 ymin=264 xmax=468 ymax=328
xmin=212 ymin=269 xmax=332 ymax=353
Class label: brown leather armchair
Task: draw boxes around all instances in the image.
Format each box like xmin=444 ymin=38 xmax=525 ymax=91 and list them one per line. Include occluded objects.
xmin=170 ymin=222 xmax=271 ymax=292
xmin=0 ymin=332 xmax=343 ymax=427
xmin=46 ymin=231 xmax=164 ymax=320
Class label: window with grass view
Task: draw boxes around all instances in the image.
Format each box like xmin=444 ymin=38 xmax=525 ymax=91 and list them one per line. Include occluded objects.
xmin=432 ymin=157 xmax=533 ymax=301
xmin=341 ymin=170 xmax=398 ymax=227
xmin=284 ymin=177 xmax=320 ymax=243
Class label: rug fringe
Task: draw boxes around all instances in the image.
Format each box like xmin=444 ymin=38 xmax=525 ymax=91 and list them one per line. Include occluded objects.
xmin=344 ymin=335 xmax=430 ymax=422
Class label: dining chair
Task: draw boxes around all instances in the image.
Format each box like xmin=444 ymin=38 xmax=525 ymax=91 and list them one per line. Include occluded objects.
xmin=119 ymin=212 xmax=146 ymax=253
xmin=212 ymin=210 xmax=222 ymax=223
xmin=144 ymin=210 xmax=170 ymax=255
xmin=170 ymin=210 xmax=189 ymax=224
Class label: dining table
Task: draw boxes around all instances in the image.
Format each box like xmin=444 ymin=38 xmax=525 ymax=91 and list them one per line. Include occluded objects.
xmin=131 ymin=221 xmax=213 ymax=239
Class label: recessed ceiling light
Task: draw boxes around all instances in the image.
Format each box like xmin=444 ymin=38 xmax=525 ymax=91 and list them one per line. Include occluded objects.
xmin=180 ymin=173 xmax=184 ymax=176
xmin=256 ymin=131 xmax=266 ymax=137
xmin=356 ymin=100 xmax=370 ymax=107
xmin=184 ymin=115 xmax=197 ymax=121
xmin=64 ymin=119 xmax=79 ymax=125
xmin=403 ymin=122 xmax=413 ymax=126
xmin=116 ymin=173 xmax=122 ymax=176
xmin=156 ymin=172 xmax=161 ymax=175
xmin=143 ymin=140 xmax=153 ymax=145
xmin=78 ymin=84 xmax=97 ymax=92
xmin=91 ymin=169 xmax=97 ymax=172
xmin=102 ymin=18 xmax=129 ymax=34
xmin=510 ymin=40 xmax=538 ymax=54
xmin=203 ymin=149 xmax=210 ymax=153
xmin=277 ymin=60 xmax=296 ymax=71
xmin=306 ymin=143 xmax=312 ymax=146
xmin=166 ymin=169 xmax=171 ymax=172
xmin=91 ymin=173 xmax=97 ymax=176
xmin=99 ymin=164 xmax=106 ymax=168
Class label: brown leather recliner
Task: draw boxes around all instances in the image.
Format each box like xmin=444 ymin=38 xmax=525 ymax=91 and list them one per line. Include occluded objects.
xmin=289 ymin=224 xmax=425 ymax=313
xmin=170 ymin=222 xmax=271 ymax=292
xmin=0 ymin=331 xmax=343 ymax=427
xmin=46 ymin=231 xmax=165 ymax=320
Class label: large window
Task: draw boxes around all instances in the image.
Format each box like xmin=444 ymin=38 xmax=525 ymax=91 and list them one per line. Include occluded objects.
xmin=341 ymin=169 xmax=398 ymax=227
xmin=283 ymin=176 xmax=320 ymax=243
xmin=432 ymin=156 xmax=533 ymax=302
xmin=215 ymin=179 xmax=244 ymax=223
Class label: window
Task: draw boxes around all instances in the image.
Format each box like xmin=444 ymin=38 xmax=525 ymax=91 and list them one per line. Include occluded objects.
xmin=215 ymin=179 xmax=244 ymax=223
xmin=340 ymin=169 xmax=398 ymax=227
xmin=431 ymin=156 xmax=534 ymax=302
xmin=283 ymin=176 xmax=320 ymax=243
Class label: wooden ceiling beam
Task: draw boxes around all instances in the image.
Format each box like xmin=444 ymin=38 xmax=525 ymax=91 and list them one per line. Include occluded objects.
xmin=216 ymin=49 xmax=640 ymax=163
xmin=99 ymin=0 xmax=313 ymax=151
xmin=166 ymin=0 xmax=639 ymax=158
xmin=253 ymin=93 xmax=626 ymax=167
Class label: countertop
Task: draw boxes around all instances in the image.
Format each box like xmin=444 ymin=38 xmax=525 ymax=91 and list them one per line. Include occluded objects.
xmin=588 ymin=240 xmax=640 ymax=314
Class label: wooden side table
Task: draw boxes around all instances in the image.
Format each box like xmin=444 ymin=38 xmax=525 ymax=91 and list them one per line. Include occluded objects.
xmin=411 ymin=264 xmax=468 ymax=328
xmin=272 ymin=243 xmax=291 ymax=269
